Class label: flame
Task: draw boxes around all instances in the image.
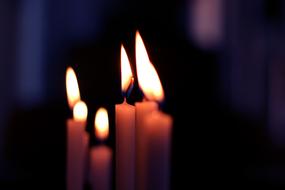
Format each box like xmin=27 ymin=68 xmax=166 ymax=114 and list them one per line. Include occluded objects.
xmin=94 ymin=107 xmax=109 ymax=141
xmin=66 ymin=67 xmax=81 ymax=109
xmin=121 ymin=45 xmax=133 ymax=94
xmin=73 ymin=101 xmax=88 ymax=122
xmin=135 ymin=31 xmax=164 ymax=102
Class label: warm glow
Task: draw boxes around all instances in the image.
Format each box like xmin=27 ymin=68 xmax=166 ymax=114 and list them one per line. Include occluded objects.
xmin=73 ymin=101 xmax=88 ymax=122
xmin=94 ymin=107 xmax=109 ymax=141
xmin=121 ymin=45 xmax=133 ymax=94
xmin=66 ymin=67 xmax=81 ymax=109
xmin=135 ymin=31 xmax=164 ymax=102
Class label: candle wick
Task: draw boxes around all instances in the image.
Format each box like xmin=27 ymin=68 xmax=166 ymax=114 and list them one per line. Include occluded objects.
xmin=126 ymin=77 xmax=134 ymax=98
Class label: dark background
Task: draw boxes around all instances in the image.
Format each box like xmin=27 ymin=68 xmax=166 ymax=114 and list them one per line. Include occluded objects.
xmin=1 ymin=0 xmax=285 ymax=189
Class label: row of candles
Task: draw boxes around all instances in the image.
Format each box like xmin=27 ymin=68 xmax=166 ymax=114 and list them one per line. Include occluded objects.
xmin=66 ymin=31 xmax=173 ymax=190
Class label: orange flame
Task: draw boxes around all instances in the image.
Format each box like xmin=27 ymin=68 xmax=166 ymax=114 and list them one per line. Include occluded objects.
xmin=135 ymin=31 xmax=164 ymax=102
xmin=94 ymin=107 xmax=109 ymax=141
xmin=121 ymin=45 xmax=133 ymax=94
xmin=73 ymin=101 xmax=88 ymax=122
xmin=66 ymin=67 xmax=81 ymax=109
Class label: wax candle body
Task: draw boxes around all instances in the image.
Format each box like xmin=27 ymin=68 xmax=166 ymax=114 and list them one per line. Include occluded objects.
xmin=66 ymin=119 xmax=89 ymax=190
xmin=144 ymin=110 xmax=172 ymax=190
xmin=135 ymin=101 xmax=158 ymax=190
xmin=115 ymin=101 xmax=135 ymax=190
xmin=90 ymin=145 xmax=112 ymax=190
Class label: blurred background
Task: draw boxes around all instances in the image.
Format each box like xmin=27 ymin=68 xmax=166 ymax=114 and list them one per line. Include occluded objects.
xmin=1 ymin=0 xmax=285 ymax=189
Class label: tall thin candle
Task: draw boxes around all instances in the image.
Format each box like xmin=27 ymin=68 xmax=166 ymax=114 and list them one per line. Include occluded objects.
xmin=135 ymin=31 xmax=173 ymax=190
xmin=90 ymin=108 xmax=112 ymax=190
xmin=66 ymin=67 xmax=89 ymax=190
xmin=115 ymin=45 xmax=135 ymax=190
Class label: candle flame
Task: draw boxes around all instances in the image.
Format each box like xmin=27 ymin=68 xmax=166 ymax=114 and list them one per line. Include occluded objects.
xmin=121 ymin=45 xmax=133 ymax=94
xmin=73 ymin=101 xmax=88 ymax=122
xmin=94 ymin=107 xmax=109 ymax=141
xmin=66 ymin=67 xmax=81 ymax=109
xmin=135 ymin=31 xmax=164 ymax=102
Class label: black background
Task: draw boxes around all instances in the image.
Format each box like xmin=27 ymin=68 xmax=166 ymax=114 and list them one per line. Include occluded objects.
xmin=1 ymin=0 xmax=285 ymax=189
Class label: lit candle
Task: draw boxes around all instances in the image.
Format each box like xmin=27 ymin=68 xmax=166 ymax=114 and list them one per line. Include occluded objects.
xmin=66 ymin=67 xmax=89 ymax=190
xmin=135 ymin=31 xmax=173 ymax=190
xmin=115 ymin=45 xmax=135 ymax=190
xmin=143 ymin=110 xmax=172 ymax=190
xmin=90 ymin=108 xmax=112 ymax=190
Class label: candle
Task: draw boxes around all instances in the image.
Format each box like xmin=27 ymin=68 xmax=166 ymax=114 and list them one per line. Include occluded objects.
xmin=90 ymin=108 xmax=112 ymax=190
xmin=143 ymin=111 xmax=172 ymax=190
xmin=66 ymin=67 xmax=89 ymax=190
xmin=115 ymin=45 xmax=135 ymax=190
xmin=135 ymin=31 xmax=173 ymax=190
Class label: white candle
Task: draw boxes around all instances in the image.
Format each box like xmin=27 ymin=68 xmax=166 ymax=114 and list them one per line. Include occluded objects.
xmin=115 ymin=45 xmax=135 ymax=190
xmin=66 ymin=67 xmax=89 ymax=190
xmin=90 ymin=108 xmax=112 ymax=190
xmin=66 ymin=107 xmax=89 ymax=190
xmin=144 ymin=110 xmax=172 ymax=190
xmin=135 ymin=31 xmax=172 ymax=190
xmin=135 ymin=101 xmax=158 ymax=190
